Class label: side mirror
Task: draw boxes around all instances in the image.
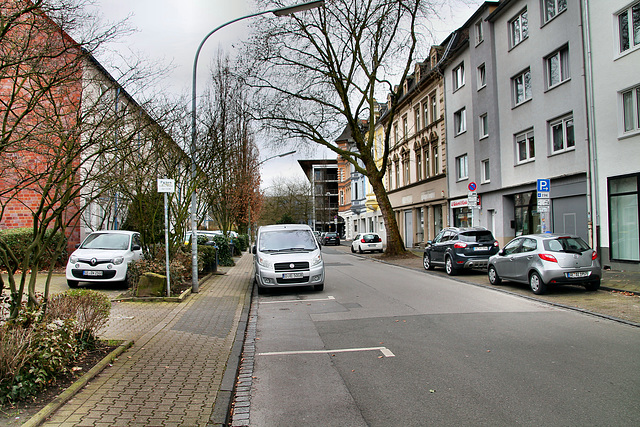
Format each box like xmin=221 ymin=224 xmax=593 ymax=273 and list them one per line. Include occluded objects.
xmin=252 ymin=245 xmax=257 ymax=254
xmin=75 ymin=243 xmax=80 ymax=249
xmin=426 ymin=240 xmax=433 ymax=246
xmin=498 ymin=249 xmax=506 ymax=256
xmin=132 ymin=244 xmax=141 ymax=251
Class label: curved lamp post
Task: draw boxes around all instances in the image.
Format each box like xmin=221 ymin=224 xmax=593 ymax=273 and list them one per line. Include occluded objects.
xmin=190 ymin=1 xmax=324 ymax=292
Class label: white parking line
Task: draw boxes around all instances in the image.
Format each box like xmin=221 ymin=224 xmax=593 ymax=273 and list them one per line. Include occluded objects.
xmin=260 ymin=296 xmax=336 ymax=304
xmin=258 ymin=346 xmax=395 ymax=357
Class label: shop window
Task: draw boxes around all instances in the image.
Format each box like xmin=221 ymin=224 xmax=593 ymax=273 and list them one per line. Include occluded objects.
xmin=609 ymin=174 xmax=640 ymax=261
xmin=514 ymin=191 xmax=541 ymax=236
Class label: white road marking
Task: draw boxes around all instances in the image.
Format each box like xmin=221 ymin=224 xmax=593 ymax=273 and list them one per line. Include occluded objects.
xmin=261 ymin=296 xmax=336 ymax=304
xmin=258 ymin=346 xmax=395 ymax=357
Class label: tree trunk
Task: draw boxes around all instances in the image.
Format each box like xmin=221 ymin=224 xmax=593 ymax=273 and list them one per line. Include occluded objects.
xmin=369 ymin=173 xmax=405 ymax=256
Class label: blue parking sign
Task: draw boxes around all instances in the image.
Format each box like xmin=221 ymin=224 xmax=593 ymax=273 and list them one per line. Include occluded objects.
xmin=537 ymin=179 xmax=550 ymax=192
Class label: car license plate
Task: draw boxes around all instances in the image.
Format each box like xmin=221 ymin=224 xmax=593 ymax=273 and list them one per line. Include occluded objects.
xmin=473 ymin=246 xmax=487 ymax=251
xmin=83 ymin=270 xmax=103 ymax=276
xmin=282 ymin=272 xmax=303 ymax=279
xmin=567 ymin=271 xmax=589 ymax=278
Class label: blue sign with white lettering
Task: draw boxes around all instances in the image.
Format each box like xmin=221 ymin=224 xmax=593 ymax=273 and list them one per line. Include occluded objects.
xmin=537 ymin=179 xmax=550 ymax=192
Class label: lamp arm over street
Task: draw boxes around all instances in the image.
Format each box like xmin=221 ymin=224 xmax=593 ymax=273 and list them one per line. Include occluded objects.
xmin=190 ymin=2 xmax=323 ymax=293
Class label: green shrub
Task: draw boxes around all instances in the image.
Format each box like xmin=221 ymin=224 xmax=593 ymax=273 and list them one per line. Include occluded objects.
xmin=213 ymin=235 xmax=234 ymax=266
xmin=235 ymin=234 xmax=249 ymax=253
xmin=0 ymin=290 xmax=112 ymax=403
xmin=198 ymin=245 xmax=217 ymax=273
xmin=0 ymin=227 xmax=67 ymax=271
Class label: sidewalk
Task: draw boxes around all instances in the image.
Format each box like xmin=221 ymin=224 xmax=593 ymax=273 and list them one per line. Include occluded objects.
xmin=35 ymin=251 xmax=254 ymax=427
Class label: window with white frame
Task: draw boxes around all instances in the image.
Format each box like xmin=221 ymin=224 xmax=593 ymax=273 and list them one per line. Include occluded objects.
xmin=430 ymin=93 xmax=438 ymax=123
xmin=456 ymin=155 xmax=468 ymax=181
xmin=513 ymin=68 xmax=532 ymax=105
xmin=479 ymin=113 xmax=489 ymax=139
xmin=416 ymin=151 xmax=422 ymax=181
xmin=454 ymin=108 xmax=466 ymax=136
xmin=481 ymin=159 xmax=490 ymax=183
xmin=546 ymin=45 xmax=570 ymax=89
xmin=510 ymin=9 xmax=528 ymax=48
xmin=549 ymin=115 xmax=575 ymax=153
xmin=394 ymin=160 xmax=400 ymax=189
xmin=515 ymin=130 xmax=535 ymax=164
xmin=543 ymin=0 xmax=567 ymax=24
xmin=432 ymin=145 xmax=438 ymax=176
xmin=423 ymin=102 xmax=429 ymax=127
xmin=475 ymin=20 xmax=484 ymax=45
xmin=414 ymin=106 xmax=421 ymax=132
xmin=621 ymin=85 xmax=640 ymax=133
xmin=453 ymin=63 xmax=465 ymax=91
xmin=477 ymin=63 xmax=486 ymax=89
xmin=402 ymin=151 xmax=410 ymax=185
xmin=617 ymin=2 xmax=640 ymax=54
xmin=402 ymin=116 xmax=408 ymax=140
xmin=394 ymin=123 xmax=399 ymax=144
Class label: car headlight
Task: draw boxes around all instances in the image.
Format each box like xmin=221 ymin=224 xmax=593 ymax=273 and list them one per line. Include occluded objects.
xmin=69 ymin=255 xmax=78 ymax=264
xmin=112 ymin=256 xmax=124 ymax=265
xmin=257 ymin=256 xmax=272 ymax=269
xmin=311 ymin=253 xmax=323 ymax=267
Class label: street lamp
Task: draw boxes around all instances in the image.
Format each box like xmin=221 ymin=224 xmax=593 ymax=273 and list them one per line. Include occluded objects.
xmin=190 ymin=2 xmax=323 ymax=293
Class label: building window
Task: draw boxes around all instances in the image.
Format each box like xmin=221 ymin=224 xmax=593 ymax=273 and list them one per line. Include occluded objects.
xmin=481 ymin=159 xmax=490 ymax=183
xmin=414 ymin=106 xmax=421 ymax=133
xmin=475 ymin=20 xmax=484 ymax=45
xmin=456 ymin=154 xmax=468 ymax=181
xmin=402 ymin=116 xmax=408 ymax=140
xmin=621 ymin=85 xmax=640 ymax=133
xmin=423 ymin=102 xmax=429 ymax=127
xmin=395 ymin=161 xmax=400 ymax=189
xmin=549 ymin=115 xmax=575 ymax=153
xmin=402 ymin=151 xmax=410 ymax=185
xmin=617 ymin=2 xmax=640 ymax=54
xmin=510 ymin=9 xmax=529 ymax=48
xmin=514 ymin=191 xmax=541 ymax=236
xmin=424 ymin=146 xmax=430 ymax=178
xmin=513 ymin=68 xmax=532 ymax=105
xmin=430 ymin=93 xmax=438 ymax=123
xmin=394 ymin=123 xmax=399 ymax=145
xmin=516 ymin=129 xmax=535 ymax=164
xmin=453 ymin=63 xmax=465 ymax=91
xmin=340 ymin=190 xmax=344 ymax=205
xmin=387 ymin=164 xmax=393 ymax=188
xmin=416 ymin=152 xmax=422 ymax=181
xmin=546 ymin=45 xmax=570 ymax=89
xmin=477 ymin=63 xmax=486 ymax=89
xmin=608 ymin=174 xmax=640 ymax=261
xmin=479 ymin=113 xmax=489 ymax=139
xmin=454 ymin=108 xmax=466 ymax=136
xmin=432 ymin=145 xmax=439 ymax=176
xmin=543 ymin=0 xmax=567 ymax=24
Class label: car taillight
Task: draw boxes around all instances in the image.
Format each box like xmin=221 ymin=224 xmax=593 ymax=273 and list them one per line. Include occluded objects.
xmin=538 ymin=253 xmax=558 ymax=263
xmin=493 ymin=241 xmax=499 ymax=247
xmin=361 ymin=238 xmax=366 ymax=243
xmin=454 ymin=242 xmax=467 ymax=249
xmin=592 ymin=250 xmax=598 ymax=261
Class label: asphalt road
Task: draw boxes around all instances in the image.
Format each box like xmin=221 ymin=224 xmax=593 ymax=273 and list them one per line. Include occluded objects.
xmin=249 ymin=246 xmax=640 ymax=426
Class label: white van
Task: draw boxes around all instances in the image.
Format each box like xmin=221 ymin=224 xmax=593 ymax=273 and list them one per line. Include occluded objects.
xmin=252 ymin=224 xmax=324 ymax=293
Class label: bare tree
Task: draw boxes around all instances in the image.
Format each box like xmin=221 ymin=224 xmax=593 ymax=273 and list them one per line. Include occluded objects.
xmin=199 ymin=54 xmax=260 ymax=236
xmin=244 ymin=0 xmax=435 ymax=255
xmin=259 ymin=176 xmax=312 ymax=226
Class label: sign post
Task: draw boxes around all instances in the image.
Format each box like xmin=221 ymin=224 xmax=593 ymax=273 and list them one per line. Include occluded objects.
xmin=157 ymin=179 xmax=175 ymax=296
xmin=467 ymin=182 xmax=478 ymax=226
xmin=537 ymin=179 xmax=551 ymax=233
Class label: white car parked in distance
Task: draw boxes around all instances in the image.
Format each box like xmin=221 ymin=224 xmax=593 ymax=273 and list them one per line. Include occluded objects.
xmin=351 ymin=233 xmax=384 ymax=254
xmin=66 ymin=230 xmax=144 ymax=288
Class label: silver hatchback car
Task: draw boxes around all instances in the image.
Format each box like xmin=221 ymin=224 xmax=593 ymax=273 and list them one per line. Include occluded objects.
xmin=487 ymin=234 xmax=601 ymax=295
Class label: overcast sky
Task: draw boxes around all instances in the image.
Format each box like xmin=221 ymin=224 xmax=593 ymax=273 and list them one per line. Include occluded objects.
xmin=92 ymin=0 xmax=484 ymax=189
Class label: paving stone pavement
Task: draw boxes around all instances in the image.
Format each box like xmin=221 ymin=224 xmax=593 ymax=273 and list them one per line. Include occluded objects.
xmin=41 ymin=251 xmax=254 ymax=427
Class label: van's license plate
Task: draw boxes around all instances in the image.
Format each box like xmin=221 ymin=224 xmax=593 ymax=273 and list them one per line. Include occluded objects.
xmin=83 ymin=270 xmax=103 ymax=276
xmin=282 ymin=272 xmax=303 ymax=279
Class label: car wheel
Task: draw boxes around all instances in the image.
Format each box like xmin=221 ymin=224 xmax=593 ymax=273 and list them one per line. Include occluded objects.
xmin=529 ymin=272 xmax=547 ymax=295
xmin=423 ymin=253 xmax=434 ymax=270
xmin=445 ymin=256 xmax=457 ymax=276
xmin=584 ymin=280 xmax=600 ymax=292
xmin=488 ymin=265 xmax=502 ymax=285
xmin=351 ymin=245 xmax=355 ymax=253
xmin=314 ymin=283 xmax=324 ymax=291
xmin=358 ymin=245 xmax=363 ymax=254
xmin=67 ymin=280 xmax=79 ymax=288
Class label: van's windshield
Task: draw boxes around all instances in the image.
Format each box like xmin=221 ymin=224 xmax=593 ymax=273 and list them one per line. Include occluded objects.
xmin=258 ymin=230 xmax=318 ymax=252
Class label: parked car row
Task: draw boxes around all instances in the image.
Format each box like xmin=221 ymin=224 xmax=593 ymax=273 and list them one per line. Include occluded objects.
xmin=420 ymin=227 xmax=600 ymax=295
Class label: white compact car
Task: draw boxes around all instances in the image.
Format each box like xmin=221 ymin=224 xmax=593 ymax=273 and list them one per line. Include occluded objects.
xmin=66 ymin=230 xmax=144 ymax=288
xmin=252 ymin=224 xmax=324 ymax=294
xmin=351 ymin=233 xmax=384 ymax=253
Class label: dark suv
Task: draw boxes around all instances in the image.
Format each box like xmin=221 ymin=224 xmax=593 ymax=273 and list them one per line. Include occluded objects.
xmin=423 ymin=227 xmax=499 ymax=275
xmin=323 ymin=232 xmax=340 ymax=246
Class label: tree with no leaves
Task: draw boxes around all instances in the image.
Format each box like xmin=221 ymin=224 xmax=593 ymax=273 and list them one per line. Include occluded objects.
xmin=245 ymin=0 xmax=435 ymax=255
